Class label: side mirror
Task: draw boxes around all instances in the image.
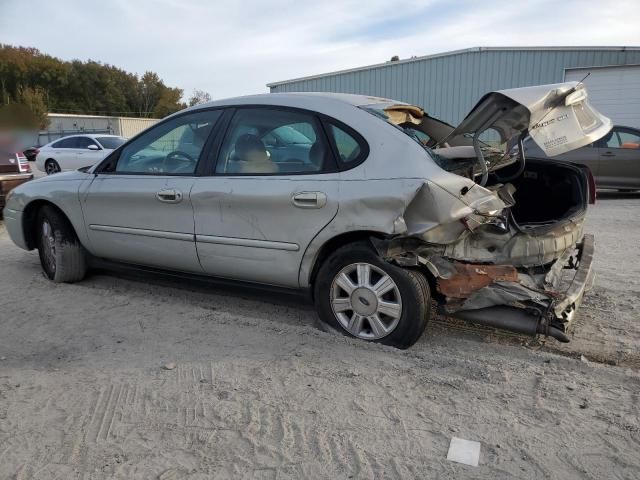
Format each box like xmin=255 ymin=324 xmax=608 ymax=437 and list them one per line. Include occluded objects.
xmin=87 ymin=144 xmax=100 ymax=151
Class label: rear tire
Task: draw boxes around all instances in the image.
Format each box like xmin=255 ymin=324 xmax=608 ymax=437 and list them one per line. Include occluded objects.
xmin=45 ymin=159 xmax=61 ymax=175
xmin=36 ymin=206 xmax=87 ymax=283
xmin=313 ymin=241 xmax=431 ymax=349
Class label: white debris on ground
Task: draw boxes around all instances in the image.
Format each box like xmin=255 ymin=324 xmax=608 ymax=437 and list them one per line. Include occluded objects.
xmin=447 ymin=437 xmax=481 ymax=467
xmin=0 ymin=193 xmax=639 ymax=479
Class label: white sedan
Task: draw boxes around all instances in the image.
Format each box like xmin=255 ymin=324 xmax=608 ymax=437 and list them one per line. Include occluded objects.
xmin=35 ymin=134 xmax=126 ymax=174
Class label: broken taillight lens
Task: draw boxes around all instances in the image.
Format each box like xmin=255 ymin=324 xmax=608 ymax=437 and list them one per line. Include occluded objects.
xmin=586 ymin=167 xmax=596 ymax=204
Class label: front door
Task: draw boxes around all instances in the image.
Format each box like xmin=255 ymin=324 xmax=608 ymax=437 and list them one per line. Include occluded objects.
xmin=81 ymin=109 xmax=223 ymax=272
xmin=74 ymin=136 xmax=105 ymax=170
xmin=191 ymin=107 xmax=341 ymax=287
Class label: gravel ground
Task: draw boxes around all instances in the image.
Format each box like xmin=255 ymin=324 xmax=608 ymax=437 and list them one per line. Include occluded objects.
xmin=0 ymin=192 xmax=639 ymax=479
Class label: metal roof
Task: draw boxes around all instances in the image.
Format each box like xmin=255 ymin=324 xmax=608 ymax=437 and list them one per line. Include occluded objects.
xmin=267 ymin=46 xmax=640 ymax=87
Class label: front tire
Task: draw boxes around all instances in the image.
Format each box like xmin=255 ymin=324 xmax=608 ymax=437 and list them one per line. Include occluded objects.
xmin=314 ymin=241 xmax=431 ymax=349
xmin=36 ymin=206 xmax=87 ymax=283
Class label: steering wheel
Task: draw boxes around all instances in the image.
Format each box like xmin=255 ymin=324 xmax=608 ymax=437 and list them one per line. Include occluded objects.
xmin=163 ymin=150 xmax=197 ymax=173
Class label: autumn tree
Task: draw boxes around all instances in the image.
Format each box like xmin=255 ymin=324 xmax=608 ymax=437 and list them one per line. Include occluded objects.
xmin=0 ymin=44 xmax=186 ymax=119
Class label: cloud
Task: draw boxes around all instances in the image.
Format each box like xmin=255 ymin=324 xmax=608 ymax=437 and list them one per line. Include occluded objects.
xmin=1 ymin=0 xmax=638 ymax=101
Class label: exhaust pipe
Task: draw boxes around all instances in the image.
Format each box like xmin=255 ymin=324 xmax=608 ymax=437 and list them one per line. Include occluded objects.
xmin=450 ymin=306 xmax=569 ymax=342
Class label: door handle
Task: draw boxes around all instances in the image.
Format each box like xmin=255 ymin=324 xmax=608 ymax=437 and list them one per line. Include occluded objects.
xmin=156 ymin=188 xmax=183 ymax=203
xmin=292 ymin=191 xmax=327 ymax=209
xmin=602 ymin=151 xmax=615 ymax=157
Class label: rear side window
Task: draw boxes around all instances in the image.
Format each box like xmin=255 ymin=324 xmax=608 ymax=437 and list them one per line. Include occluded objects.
xmin=215 ymin=108 xmax=331 ymax=175
xmin=327 ymin=123 xmax=367 ymax=166
xmin=52 ymin=137 xmax=77 ymax=148
xmin=617 ymin=129 xmax=640 ymax=148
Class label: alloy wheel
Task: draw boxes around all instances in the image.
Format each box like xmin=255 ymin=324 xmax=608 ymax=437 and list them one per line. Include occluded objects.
xmin=330 ymin=262 xmax=402 ymax=340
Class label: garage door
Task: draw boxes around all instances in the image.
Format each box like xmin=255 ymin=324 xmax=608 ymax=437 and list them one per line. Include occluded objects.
xmin=565 ymin=65 xmax=640 ymax=128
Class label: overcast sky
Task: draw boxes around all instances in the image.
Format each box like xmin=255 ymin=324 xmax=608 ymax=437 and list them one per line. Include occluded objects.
xmin=1 ymin=0 xmax=638 ymax=101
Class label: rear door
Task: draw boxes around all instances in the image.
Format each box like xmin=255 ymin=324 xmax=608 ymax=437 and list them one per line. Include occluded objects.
xmin=597 ymin=127 xmax=640 ymax=188
xmin=191 ymin=107 xmax=341 ymax=287
xmin=81 ymin=109 xmax=223 ymax=272
xmin=50 ymin=137 xmax=79 ymax=171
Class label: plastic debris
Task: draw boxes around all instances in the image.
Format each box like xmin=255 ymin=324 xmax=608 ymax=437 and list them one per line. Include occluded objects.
xmin=447 ymin=437 xmax=481 ymax=466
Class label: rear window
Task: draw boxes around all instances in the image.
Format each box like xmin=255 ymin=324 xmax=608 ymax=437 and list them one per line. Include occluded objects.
xmin=96 ymin=136 xmax=126 ymax=149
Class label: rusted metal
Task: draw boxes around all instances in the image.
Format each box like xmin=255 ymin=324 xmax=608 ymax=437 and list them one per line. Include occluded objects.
xmin=437 ymin=262 xmax=518 ymax=298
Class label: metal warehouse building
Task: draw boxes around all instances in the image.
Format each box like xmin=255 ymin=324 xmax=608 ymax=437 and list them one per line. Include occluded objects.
xmin=268 ymin=46 xmax=640 ymax=128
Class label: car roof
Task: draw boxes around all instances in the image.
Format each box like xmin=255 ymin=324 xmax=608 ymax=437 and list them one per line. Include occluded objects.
xmin=191 ymin=92 xmax=406 ymax=111
xmin=47 ymin=134 xmax=123 ymax=145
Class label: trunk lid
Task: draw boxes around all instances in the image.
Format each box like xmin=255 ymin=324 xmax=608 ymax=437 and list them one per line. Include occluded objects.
xmin=448 ymin=82 xmax=612 ymax=156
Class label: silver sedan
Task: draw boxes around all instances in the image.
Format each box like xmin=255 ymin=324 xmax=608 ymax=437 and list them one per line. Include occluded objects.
xmin=3 ymin=85 xmax=609 ymax=348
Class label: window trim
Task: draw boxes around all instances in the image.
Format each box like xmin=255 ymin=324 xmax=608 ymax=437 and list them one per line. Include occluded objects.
xmin=94 ymin=107 xmax=226 ymax=176
xmin=209 ymin=105 xmax=341 ymax=177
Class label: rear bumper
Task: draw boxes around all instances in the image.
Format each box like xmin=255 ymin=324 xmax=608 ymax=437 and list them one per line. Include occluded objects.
xmin=439 ymin=234 xmax=595 ymax=342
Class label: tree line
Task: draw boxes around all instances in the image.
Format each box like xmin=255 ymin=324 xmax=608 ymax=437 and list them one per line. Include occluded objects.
xmin=0 ymin=44 xmax=209 ymax=129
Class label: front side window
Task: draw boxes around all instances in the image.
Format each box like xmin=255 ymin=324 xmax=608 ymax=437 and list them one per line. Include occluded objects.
xmin=75 ymin=136 xmax=98 ymax=149
xmin=215 ymin=108 xmax=329 ymax=175
xmin=113 ymin=110 xmax=221 ymax=175
xmin=96 ymin=136 xmax=126 ymax=149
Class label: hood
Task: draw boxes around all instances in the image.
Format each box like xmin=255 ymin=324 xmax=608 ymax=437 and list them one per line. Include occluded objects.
xmin=448 ymin=82 xmax=612 ymax=156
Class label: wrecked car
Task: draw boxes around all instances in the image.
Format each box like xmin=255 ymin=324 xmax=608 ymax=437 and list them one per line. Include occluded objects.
xmin=3 ymin=83 xmax=610 ymax=348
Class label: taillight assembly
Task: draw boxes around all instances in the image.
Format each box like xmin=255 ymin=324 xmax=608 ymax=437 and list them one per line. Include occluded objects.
xmin=16 ymin=153 xmax=31 ymax=173
xmin=586 ymin=167 xmax=596 ymax=204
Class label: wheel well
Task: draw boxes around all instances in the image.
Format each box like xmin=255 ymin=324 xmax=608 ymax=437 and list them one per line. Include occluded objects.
xmin=22 ymin=200 xmax=69 ymax=250
xmin=308 ymin=230 xmax=441 ymax=304
xmin=308 ymin=231 xmax=385 ymax=288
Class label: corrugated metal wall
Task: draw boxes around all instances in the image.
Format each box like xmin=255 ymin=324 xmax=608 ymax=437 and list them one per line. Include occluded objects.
xmin=116 ymin=117 xmax=158 ymax=138
xmin=42 ymin=114 xmax=159 ymax=143
xmin=269 ymin=48 xmax=640 ymax=125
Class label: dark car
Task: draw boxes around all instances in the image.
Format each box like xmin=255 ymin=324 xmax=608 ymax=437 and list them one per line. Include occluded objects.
xmin=524 ymin=125 xmax=640 ymax=191
xmin=22 ymin=146 xmax=40 ymax=162
xmin=0 ymin=150 xmax=33 ymax=211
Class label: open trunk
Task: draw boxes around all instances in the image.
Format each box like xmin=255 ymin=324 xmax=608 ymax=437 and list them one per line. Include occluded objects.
xmin=487 ymin=157 xmax=588 ymax=230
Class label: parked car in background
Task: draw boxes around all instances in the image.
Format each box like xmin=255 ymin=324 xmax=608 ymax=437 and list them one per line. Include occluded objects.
xmin=0 ymin=150 xmax=32 ymax=212
xmin=35 ymin=134 xmax=127 ymax=174
xmin=524 ymin=125 xmax=640 ymax=191
xmin=4 ymin=83 xmax=609 ymax=348
xmin=22 ymin=145 xmax=41 ymax=162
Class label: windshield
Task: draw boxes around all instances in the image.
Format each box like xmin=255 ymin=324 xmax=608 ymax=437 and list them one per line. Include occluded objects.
xmin=96 ymin=136 xmax=126 ymax=149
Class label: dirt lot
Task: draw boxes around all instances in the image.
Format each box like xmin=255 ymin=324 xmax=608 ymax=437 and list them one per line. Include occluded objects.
xmin=1 ymin=193 xmax=639 ymax=479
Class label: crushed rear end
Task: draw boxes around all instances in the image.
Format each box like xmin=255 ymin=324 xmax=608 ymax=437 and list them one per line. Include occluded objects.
xmin=365 ymin=82 xmax=609 ymax=342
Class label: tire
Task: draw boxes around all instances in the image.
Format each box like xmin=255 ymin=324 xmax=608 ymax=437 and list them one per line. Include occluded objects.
xmin=36 ymin=205 xmax=87 ymax=283
xmin=313 ymin=241 xmax=431 ymax=349
xmin=45 ymin=159 xmax=61 ymax=175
